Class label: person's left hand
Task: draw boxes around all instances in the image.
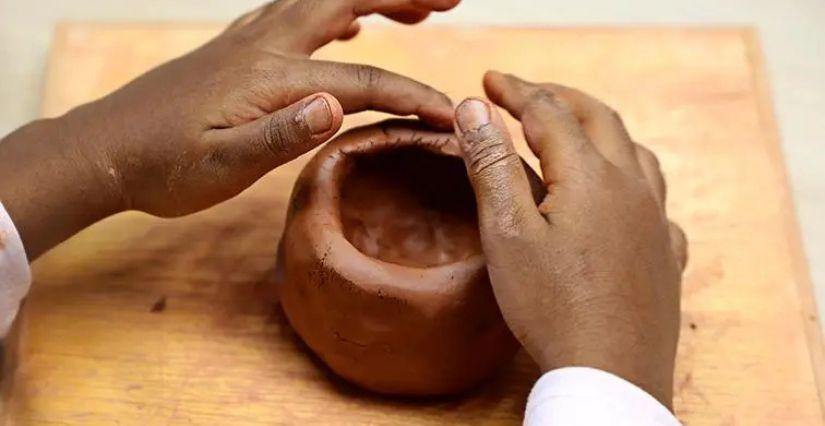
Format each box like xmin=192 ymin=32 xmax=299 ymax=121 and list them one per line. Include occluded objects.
xmin=0 ymin=0 xmax=460 ymax=258
xmin=70 ymin=0 xmax=460 ymax=217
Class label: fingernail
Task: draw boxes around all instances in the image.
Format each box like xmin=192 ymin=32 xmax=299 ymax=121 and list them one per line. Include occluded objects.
xmin=303 ymin=96 xmax=333 ymax=135
xmin=456 ymin=99 xmax=490 ymax=133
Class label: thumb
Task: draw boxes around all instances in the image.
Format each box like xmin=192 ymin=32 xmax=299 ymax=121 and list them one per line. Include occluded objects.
xmin=454 ymin=98 xmax=542 ymax=235
xmin=211 ymin=93 xmax=344 ymax=172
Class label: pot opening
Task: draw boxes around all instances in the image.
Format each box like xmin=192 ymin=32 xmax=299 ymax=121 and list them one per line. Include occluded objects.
xmin=339 ymin=146 xmax=481 ymax=268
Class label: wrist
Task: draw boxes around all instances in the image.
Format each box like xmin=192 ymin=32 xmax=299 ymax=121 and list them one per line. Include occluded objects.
xmin=0 ymin=112 xmax=125 ymax=258
xmin=58 ymin=102 xmax=129 ymax=211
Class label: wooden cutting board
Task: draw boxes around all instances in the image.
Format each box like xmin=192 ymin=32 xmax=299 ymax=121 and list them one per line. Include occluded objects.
xmin=1 ymin=23 xmax=823 ymax=425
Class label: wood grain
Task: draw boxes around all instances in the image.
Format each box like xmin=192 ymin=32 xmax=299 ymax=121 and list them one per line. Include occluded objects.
xmin=1 ymin=23 xmax=822 ymax=424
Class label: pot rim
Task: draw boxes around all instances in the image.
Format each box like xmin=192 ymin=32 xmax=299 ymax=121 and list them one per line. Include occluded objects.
xmin=297 ymin=120 xmax=486 ymax=300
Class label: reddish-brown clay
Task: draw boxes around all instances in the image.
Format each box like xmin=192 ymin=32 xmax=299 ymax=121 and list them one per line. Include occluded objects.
xmin=278 ymin=120 xmax=539 ymax=396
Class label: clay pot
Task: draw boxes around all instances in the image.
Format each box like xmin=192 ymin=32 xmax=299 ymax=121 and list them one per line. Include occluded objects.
xmin=278 ymin=121 xmax=538 ymax=396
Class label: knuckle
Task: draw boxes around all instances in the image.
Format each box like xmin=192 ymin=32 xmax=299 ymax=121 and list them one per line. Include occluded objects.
xmin=527 ymin=89 xmax=564 ymax=110
xmin=354 ymin=64 xmax=383 ymax=93
xmin=251 ymin=58 xmax=289 ymax=83
xmin=290 ymin=0 xmax=323 ymax=20
xmin=631 ymin=176 xmax=661 ymax=204
xmin=263 ymin=113 xmax=302 ymax=158
xmin=598 ymin=102 xmax=625 ymax=126
xmin=635 ymin=143 xmax=660 ymax=168
xmin=487 ymin=207 xmax=528 ymax=240
xmin=669 ymin=221 xmax=687 ymax=244
xmin=485 ymin=202 xmax=545 ymax=243
xmin=462 ymin=126 xmax=518 ymax=176
xmin=524 ymin=89 xmax=575 ymax=121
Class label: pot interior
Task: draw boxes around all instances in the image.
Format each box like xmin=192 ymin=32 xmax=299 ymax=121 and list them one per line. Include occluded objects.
xmin=339 ymin=146 xmax=481 ymax=268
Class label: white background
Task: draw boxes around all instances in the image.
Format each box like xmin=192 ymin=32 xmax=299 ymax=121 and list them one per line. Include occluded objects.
xmin=1 ymin=0 xmax=823 ymax=326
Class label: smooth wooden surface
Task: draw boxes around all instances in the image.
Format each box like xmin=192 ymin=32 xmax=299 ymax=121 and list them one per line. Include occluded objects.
xmin=1 ymin=23 xmax=823 ymax=424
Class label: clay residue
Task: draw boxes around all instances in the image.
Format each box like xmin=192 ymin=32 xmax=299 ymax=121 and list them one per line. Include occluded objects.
xmin=339 ymin=146 xmax=481 ymax=268
xmin=150 ymin=296 xmax=167 ymax=313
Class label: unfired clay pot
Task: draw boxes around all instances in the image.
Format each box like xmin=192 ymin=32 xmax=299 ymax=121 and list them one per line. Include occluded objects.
xmin=278 ymin=121 xmax=540 ymax=396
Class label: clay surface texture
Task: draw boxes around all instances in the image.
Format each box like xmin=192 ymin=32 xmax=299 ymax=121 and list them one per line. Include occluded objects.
xmin=278 ymin=121 xmax=526 ymax=396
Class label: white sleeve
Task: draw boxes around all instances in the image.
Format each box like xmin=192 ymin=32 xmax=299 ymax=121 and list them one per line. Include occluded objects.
xmin=524 ymin=367 xmax=680 ymax=426
xmin=0 ymin=201 xmax=31 ymax=337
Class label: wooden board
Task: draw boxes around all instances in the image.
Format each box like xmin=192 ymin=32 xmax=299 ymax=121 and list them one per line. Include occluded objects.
xmin=1 ymin=23 xmax=822 ymax=425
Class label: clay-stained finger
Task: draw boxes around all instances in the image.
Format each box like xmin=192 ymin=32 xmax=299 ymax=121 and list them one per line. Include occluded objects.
xmin=635 ymin=143 xmax=667 ymax=209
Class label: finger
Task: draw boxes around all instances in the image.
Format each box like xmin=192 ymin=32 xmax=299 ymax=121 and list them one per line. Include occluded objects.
xmin=485 ymin=71 xmax=641 ymax=174
xmin=206 ymin=93 xmax=343 ymax=173
xmin=454 ymin=98 xmax=543 ymax=235
xmin=539 ymin=82 xmax=641 ymax=174
xmin=668 ymin=221 xmax=688 ymax=271
xmin=337 ymin=20 xmax=362 ymax=41
xmin=289 ymin=60 xmax=454 ymax=128
xmin=635 ymin=143 xmax=667 ymax=208
xmin=481 ymin=71 xmax=600 ymax=184
xmin=262 ymin=0 xmax=460 ymax=54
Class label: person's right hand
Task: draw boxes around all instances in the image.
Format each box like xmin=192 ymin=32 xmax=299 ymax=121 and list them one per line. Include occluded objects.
xmin=452 ymin=72 xmax=688 ymax=408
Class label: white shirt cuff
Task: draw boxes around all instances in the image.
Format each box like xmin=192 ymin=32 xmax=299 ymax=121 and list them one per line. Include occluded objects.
xmin=525 ymin=367 xmax=680 ymax=426
xmin=0 ymin=201 xmax=31 ymax=337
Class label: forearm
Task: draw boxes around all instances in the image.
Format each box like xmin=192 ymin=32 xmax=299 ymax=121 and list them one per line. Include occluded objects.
xmin=0 ymin=112 xmax=123 ymax=259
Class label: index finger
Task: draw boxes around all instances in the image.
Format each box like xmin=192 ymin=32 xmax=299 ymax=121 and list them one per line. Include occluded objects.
xmin=536 ymin=82 xmax=641 ymax=174
xmin=485 ymin=72 xmax=641 ymax=174
xmin=478 ymin=71 xmax=601 ymax=184
xmin=286 ymin=59 xmax=454 ymax=128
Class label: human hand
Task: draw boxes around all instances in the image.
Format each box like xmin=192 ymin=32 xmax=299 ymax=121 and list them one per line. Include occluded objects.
xmin=452 ymin=72 xmax=687 ymax=407
xmin=0 ymin=0 xmax=459 ymax=258
xmin=82 ymin=0 xmax=459 ymax=217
